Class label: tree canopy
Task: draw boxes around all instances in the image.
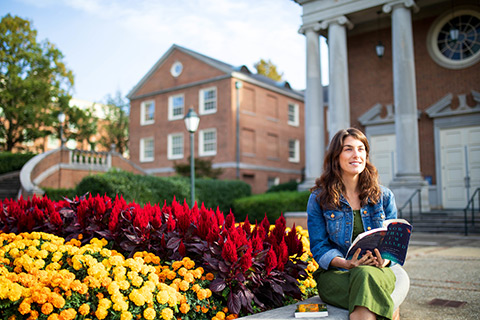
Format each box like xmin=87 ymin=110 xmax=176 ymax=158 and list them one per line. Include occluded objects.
xmin=0 ymin=14 xmax=74 ymax=151
xmin=254 ymin=58 xmax=284 ymax=82
xmin=99 ymin=91 xmax=129 ymax=155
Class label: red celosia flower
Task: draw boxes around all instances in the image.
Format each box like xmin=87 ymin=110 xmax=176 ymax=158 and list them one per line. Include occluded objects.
xmin=109 ymin=205 xmax=121 ymax=233
xmin=239 ymin=247 xmax=253 ymax=272
xmin=225 ymin=211 xmax=235 ymax=229
xmin=215 ymin=207 xmax=224 ymax=227
xmin=49 ymin=209 xmax=63 ymax=228
xmin=242 ymin=216 xmax=252 ymax=236
xmin=179 ymin=240 xmax=186 ymax=256
xmin=275 ymin=239 xmax=289 ymax=272
xmin=272 ymin=214 xmax=286 ymax=245
xmin=260 ymin=214 xmax=270 ymax=233
xmin=222 ymin=235 xmax=238 ymax=264
xmin=285 ymin=223 xmax=304 ymax=257
xmin=252 ymin=233 xmax=264 ymax=253
xmin=265 ymin=247 xmax=277 ymax=275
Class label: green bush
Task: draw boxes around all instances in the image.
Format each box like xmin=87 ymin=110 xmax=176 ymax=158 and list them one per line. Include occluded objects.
xmin=233 ymin=190 xmax=310 ymax=223
xmin=42 ymin=187 xmax=77 ymax=201
xmin=0 ymin=152 xmax=36 ymax=175
xmin=75 ymin=170 xmax=190 ymax=205
xmin=196 ymin=178 xmax=251 ymax=213
xmin=74 ymin=170 xmax=251 ymax=211
xmin=267 ymin=180 xmax=299 ymax=193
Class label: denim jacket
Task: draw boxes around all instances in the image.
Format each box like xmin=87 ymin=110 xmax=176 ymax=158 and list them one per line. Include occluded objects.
xmin=307 ymin=186 xmax=397 ymax=270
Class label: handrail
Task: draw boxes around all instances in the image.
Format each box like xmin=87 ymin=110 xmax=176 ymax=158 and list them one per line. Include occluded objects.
xmin=463 ymin=187 xmax=480 ymax=236
xmin=398 ymin=189 xmax=421 ymax=222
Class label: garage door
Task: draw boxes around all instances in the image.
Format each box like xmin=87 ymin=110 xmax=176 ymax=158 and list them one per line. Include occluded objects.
xmin=370 ymin=134 xmax=396 ymax=186
xmin=440 ymin=126 xmax=480 ymax=208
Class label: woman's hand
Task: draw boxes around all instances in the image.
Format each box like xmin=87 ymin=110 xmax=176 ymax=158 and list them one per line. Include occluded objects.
xmin=373 ymin=248 xmax=390 ymax=268
xmin=331 ymin=248 xmax=377 ymax=270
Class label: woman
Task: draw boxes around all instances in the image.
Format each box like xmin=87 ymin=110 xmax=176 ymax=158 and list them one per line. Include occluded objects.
xmin=307 ymin=128 xmax=397 ymax=320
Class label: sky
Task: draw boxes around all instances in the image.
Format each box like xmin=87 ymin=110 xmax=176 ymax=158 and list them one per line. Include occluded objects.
xmin=2 ymin=0 xmax=329 ymax=104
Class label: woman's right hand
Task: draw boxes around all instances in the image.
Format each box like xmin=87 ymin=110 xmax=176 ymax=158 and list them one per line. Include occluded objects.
xmin=331 ymin=248 xmax=377 ymax=269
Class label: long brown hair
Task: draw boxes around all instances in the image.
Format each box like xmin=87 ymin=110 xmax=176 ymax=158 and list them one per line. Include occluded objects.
xmin=312 ymin=128 xmax=381 ymax=209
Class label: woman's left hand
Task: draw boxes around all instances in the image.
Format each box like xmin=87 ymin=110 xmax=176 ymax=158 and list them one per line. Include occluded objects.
xmin=373 ymin=248 xmax=390 ymax=268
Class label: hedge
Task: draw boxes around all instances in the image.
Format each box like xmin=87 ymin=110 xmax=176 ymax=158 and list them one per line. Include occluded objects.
xmin=266 ymin=180 xmax=299 ymax=193
xmin=233 ymin=190 xmax=310 ymax=224
xmin=0 ymin=152 xmax=36 ymax=175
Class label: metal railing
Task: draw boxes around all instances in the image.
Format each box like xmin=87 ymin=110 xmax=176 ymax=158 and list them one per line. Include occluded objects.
xmin=463 ymin=187 xmax=480 ymax=236
xmin=398 ymin=189 xmax=421 ymax=222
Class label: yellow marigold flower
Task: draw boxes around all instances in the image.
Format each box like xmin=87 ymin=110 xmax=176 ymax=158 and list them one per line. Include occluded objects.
xmin=129 ymin=289 xmax=145 ymax=306
xmin=41 ymin=302 xmax=54 ymax=315
xmin=179 ymin=280 xmax=189 ymax=291
xmin=192 ymin=284 xmax=201 ymax=292
xmin=161 ymin=308 xmax=174 ymax=320
xmin=143 ymin=307 xmax=156 ymax=320
xmin=184 ymin=272 xmax=194 ymax=283
xmin=59 ymin=308 xmax=76 ymax=320
xmin=152 ymin=255 xmax=160 ymax=265
xmin=113 ymin=300 xmax=129 ymax=312
xmin=120 ymin=311 xmax=133 ymax=320
xmin=184 ymin=259 xmax=195 ymax=270
xmin=8 ymin=283 xmax=23 ymax=302
xmin=201 ymin=306 xmax=209 ymax=313
xmin=206 ymin=273 xmax=215 ymax=281
xmin=177 ymin=267 xmax=187 ymax=277
xmin=157 ymin=290 xmax=169 ymax=304
xmin=98 ymin=298 xmax=112 ymax=309
xmin=131 ymin=275 xmax=143 ymax=287
xmin=212 ymin=317 xmax=220 ymax=320
xmin=180 ymin=302 xmax=190 ymax=314
xmin=18 ymin=299 xmax=32 ymax=315
xmin=47 ymin=315 xmax=59 ymax=320
xmin=49 ymin=292 xmax=65 ymax=309
xmin=171 ymin=261 xmax=182 ymax=271
xmin=28 ymin=310 xmax=39 ymax=320
xmin=148 ymin=273 xmax=159 ymax=283
xmin=226 ymin=314 xmax=239 ymax=320
xmin=8 ymin=315 xmax=16 ymax=320
xmin=78 ymin=304 xmax=90 ymax=316
xmin=216 ymin=311 xmax=226 ymax=319
xmin=95 ymin=307 xmax=109 ymax=320
xmin=206 ymin=288 xmax=212 ymax=298
xmin=118 ymin=280 xmax=130 ymax=290
xmin=197 ymin=289 xmax=207 ymax=300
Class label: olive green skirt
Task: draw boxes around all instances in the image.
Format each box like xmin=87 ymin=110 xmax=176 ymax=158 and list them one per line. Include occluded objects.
xmin=313 ymin=265 xmax=396 ymax=319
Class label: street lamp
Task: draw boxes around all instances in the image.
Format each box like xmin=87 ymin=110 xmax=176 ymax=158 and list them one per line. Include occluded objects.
xmin=184 ymin=107 xmax=200 ymax=207
xmin=57 ymin=112 xmax=66 ymax=148
xmin=235 ymin=81 xmax=242 ymax=179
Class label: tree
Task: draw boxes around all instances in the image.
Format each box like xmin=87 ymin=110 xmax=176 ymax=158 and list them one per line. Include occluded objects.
xmin=64 ymin=103 xmax=98 ymax=150
xmin=0 ymin=14 xmax=74 ymax=151
xmin=254 ymin=59 xmax=284 ymax=82
xmin=99 ymin=91 xmax=129 ymax=155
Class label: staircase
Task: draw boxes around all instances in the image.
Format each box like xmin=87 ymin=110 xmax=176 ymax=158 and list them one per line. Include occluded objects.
xmin=0 ymin=171 xmax=21 ymax=200
xmin=401 ymin=210 xmax=480 ymax=235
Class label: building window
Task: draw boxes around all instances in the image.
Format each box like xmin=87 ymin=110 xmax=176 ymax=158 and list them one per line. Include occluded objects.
xmin=267 ymin=177 xmax=280 ymax=189
xmin=168 ymin=133 xmax=184 ymax=160
xmin=266 ymin=94 xmax=278 ymax=120
xmin=267 ymin=133 xmax=279 ymax=160
xmin=199 ymin=128 xmax=217 ymax=156
xmin=288 ymin=103 xmax=299 ymax=126
xmin=168 ymin=94 xmax=184 ymax=120
xmin=141 ymin=100 xmax=155 ymax=125
xmin=288 ymin=139 xmax=300 ymax=163
xmin=140 ymin=137 xmax=154 ymax=162
xmin=242 ymin=128 xmax=255 ymax=156
xmin=427 ymin=8 xmax=480 ymax=69
xmin=199 ymin=87 xmax=217 ymax=115
xmin=170 ymin=61 xmax=183 ymax=77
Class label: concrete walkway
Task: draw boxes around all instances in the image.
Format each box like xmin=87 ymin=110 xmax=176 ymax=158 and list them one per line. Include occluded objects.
xmin=400 ymin=232 xmax=480 ymax=320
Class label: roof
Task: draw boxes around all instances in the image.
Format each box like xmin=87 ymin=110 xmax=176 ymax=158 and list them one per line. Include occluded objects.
xmin=127 ymin=44 xmax=304 ymax=100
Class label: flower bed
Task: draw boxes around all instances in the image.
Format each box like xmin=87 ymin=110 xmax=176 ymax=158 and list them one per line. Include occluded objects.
xmin=0 ymin=194 xmax=318 ymax=319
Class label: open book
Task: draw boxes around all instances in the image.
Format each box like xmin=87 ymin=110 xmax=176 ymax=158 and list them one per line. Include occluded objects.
xmin=294 ymin=303 xmax=328 ymax=318
xmin=346 ymin=219 xmax=412 ymax=265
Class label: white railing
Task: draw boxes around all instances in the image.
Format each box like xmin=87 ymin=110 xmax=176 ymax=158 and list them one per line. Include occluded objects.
xmin=69 ymin=149 xmax=111 ymax=168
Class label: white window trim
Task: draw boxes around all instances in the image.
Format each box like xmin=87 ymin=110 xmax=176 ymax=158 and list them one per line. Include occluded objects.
xmin=199 ymin=128 xmax=217 ymax=157
xmin=288 ymin=139 xmax=300 ymax=163
xmin=168 ymin=94 xmax=185 ymax=121
xmin=140 ymin=100 xmax=155 ymax=125
xmin=288 ymin=103 xmax=299 ymax=127
xmin=199 ymin=86 xmax=217 ymax=115
xmin=167 ymin=133 xmax=184 ymax=160
xmin=140 ymin=137 xmax=154 ymax=162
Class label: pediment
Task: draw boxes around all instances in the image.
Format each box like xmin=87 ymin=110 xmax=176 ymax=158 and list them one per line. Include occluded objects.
xmin=426 ymin=90 xmax=480 ymax=118
xmin=358 ymin=103 xmax=395 ymax=126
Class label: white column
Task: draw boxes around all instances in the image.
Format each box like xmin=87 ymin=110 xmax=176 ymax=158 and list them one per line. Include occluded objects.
xmin=322 ymin=16 xmax=353 ymax=140
xmin=384 ymin=0 xmax=430 ymax=212
xmin=298 ymin=25 xmax=325 ymax=191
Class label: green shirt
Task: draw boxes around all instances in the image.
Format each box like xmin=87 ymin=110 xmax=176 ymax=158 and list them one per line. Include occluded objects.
xmin=352 ymin=209 xmax=364 ymax=241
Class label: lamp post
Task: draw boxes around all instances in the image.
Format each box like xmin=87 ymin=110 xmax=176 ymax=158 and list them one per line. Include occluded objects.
xmin=57 ymin=112 xmax=66 ymax=148
xmin=235 ymin=81 xmax=242 ymax=179
xmin=184 ymin=107 xmax=200 ymax=207
xmin=57 ymin=112 xmax=66 ymax=189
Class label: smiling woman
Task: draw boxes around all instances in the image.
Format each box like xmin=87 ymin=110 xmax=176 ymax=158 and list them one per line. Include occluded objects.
xmin=307 ymin=128 xmax=399 ymax=320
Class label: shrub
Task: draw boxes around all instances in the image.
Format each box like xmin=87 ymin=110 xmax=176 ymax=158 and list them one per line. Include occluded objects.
xmin=267 ymin=180 xmax=299 ymax=193
xmin=196 ymin=179 xmax=251 ymax=213
xmin=233 ymin=191 xmax=310 ymax=224
xmin=42 ymin=187 xmax=77 ymax=201
xmin=0 ymin=152 xmax=36 ymax=175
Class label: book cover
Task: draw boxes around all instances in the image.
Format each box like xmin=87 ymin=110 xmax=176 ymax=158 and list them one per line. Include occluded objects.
xmin=346 ymin=219 xmax=412 ymax=265
xmin=294 ymin=303 xmax=328 ymax=318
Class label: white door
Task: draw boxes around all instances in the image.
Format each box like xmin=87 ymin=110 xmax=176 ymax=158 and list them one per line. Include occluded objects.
xmin=440 ymin=126 xmax=480 ymax=208
xmin=370 ymin=134 xmax=396 ymax=186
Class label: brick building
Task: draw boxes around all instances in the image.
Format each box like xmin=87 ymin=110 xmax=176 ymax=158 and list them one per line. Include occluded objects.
xmin=295 ymin=0 xmax=480 ymax=210
xmin=127 ymin=45 xmax=305 ymax=194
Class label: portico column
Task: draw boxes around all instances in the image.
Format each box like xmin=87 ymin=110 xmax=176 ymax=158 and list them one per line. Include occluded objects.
xmin=298 ymin=25 xmax=325 ymax=191
xmin=384 ymin=0 xmax=430 ymax=212
xmin=321 ymin=16 xmax=353 ymax=139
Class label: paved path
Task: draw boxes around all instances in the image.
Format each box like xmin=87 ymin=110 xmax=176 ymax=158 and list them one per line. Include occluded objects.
xmin=400 ymin=232 xmax=480 ymax=320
